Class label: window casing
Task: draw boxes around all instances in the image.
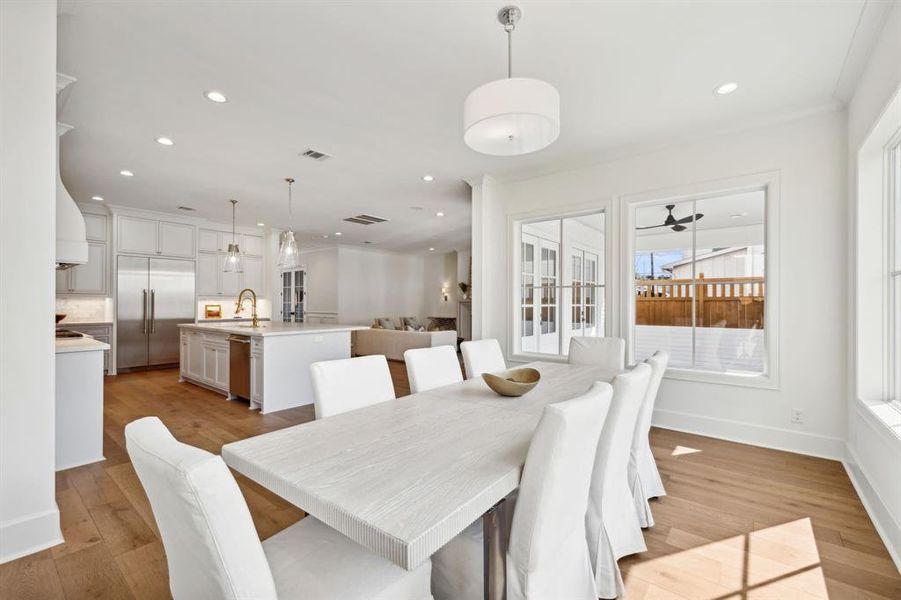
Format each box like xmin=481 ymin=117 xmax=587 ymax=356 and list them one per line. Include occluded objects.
xmin=890 ymin=141 xmax=901 ymax=404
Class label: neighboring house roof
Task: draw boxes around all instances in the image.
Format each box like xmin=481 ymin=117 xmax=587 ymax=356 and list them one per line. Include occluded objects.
xmin=662 ymin=246 xmax=749 ymax=270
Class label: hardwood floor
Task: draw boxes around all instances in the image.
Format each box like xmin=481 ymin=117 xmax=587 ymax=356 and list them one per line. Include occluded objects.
xmin=1 ymin=366 xmax=898 ymax=599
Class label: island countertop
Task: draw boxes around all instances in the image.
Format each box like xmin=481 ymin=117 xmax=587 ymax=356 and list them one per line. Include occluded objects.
xmin=178 ymin=321 xmax=369 ymax=338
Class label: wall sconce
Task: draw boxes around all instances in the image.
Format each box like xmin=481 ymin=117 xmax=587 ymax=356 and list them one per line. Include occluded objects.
xmin=442 ymin=286 xmax=449 ymax=302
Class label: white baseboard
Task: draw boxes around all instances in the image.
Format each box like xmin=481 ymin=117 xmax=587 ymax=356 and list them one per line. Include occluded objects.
xmin=0 ymin=507 xmax=63 ymax=564
xmin=844 ymin=445 xmax=901 ymax=572
xmin=652 ymin=408 xmax=846 ymax=460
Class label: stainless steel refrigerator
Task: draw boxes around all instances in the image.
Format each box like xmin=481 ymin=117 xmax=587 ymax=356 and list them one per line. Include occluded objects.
xmin=117 ymin=256 xmax=195 ymax=370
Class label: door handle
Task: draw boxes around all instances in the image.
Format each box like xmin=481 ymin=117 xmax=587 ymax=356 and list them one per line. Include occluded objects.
xmin=142 ymin=289 xmax=148 ymax=334
xmin=150 ymin=289 xmax=156 ymax=334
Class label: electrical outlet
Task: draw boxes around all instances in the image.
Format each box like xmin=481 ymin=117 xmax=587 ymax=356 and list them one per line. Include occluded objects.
xmin=790 ymin=408 xmax=804 ymax=424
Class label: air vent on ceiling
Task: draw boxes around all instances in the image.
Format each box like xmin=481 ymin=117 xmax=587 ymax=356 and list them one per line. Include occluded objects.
xmin=177 ymin=206 xmax=196 ymax=212
xmin=300 ymin=148 xmax=332 ymax=161
xmin=343 ymin=214 xmax=389 ymax=225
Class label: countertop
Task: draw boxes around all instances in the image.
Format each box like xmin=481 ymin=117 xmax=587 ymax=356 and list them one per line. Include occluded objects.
xmin=56 ymin=321 xmax=113 ymax=327
xmin=178 ymin=322 xmax=369 ymax=338
xmin=56 ymin=338 xmax=111 ymax=354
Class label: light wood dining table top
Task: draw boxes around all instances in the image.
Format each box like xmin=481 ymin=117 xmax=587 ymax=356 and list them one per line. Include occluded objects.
xmin=221 ymin=360 xmax=620 ymax=570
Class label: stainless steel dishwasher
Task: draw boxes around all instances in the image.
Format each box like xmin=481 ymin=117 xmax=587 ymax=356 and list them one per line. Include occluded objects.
xmin=228 ymin=335 xmax=251 ymax=401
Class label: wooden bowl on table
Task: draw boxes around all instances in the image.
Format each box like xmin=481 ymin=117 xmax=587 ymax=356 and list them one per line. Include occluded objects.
xmin=55 ymin=313 xmax=66 ymax=324
xmin=481 ymin=368 xmax=541 ymax=397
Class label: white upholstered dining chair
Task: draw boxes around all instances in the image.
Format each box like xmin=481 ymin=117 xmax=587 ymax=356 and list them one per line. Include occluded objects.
xmin=431 ymin=382 xmax=613 ymax=600
xmin=568 ymin=336 xmax=626 ymax=370
xmin=310 ymin=355 xmax=395 ymax=419
xmin=404 ymin=345 xmax=463 ymax=394
xmin=586 ymin=362 xmax=652 ymax=599
xmin=630 ymin=350 xmax=669 ymax=528
xmin=460 ymin=339 xmax=506 ymax=379
xmin=125 ymin=417 xmax=433 ymax=600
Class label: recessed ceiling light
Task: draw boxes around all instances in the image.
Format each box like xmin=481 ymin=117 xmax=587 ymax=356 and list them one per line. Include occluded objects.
xmin=256 ymin=222 xmax=265 ymax=227
xmin=204 ymin=90 xmax=228 ymax=103
xmin=91 ymin=195 xmax=104 ymax=202
xmin=155 ymin=137 xmax=174 ymax=146
xmin=429 ymin=247 xmax=435 ymax=252
xmin=334 ymin=232 xmax=342 ymax=236
xmin=730 ymin=212 xmax=748 ymax=219
xmin=436 ymin=211 xmax=445 ymax=217
xmin=422 ymin=175 xmax=434 ymax=182
xmin=120 ymin=170 xmax=134 ymax=177
xmin=321 ymin=234 xmax=329 ymax=238
xmin=715 ymin=82 xmax=739 ymax=95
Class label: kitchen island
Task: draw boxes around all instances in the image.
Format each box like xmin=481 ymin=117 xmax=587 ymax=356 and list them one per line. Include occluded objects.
xmin=178 ymin=321 xmax=368 ymax=413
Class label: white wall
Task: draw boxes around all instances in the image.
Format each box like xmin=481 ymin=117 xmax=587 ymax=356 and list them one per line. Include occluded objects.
xmin=299 ymin=247 xmax=339 ymax=314
xmin=337 ymin=247 xmax=426 ymax=325
xmin=0 ymin=0 xmax=63 ymax=562
xmin=423 ymin=251 xmax=458 ymax=320
xmin=473 ymin=109 xmax=848 ymax=459
xmin=845 ymin=1 xmax=901 ymax=569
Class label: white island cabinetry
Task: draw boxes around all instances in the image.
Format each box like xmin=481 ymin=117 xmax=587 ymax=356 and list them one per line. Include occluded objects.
xmin=178 ymin=322 xmax=367 ymax=414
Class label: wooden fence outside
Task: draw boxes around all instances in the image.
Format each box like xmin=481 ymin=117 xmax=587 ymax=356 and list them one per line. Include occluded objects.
xmin=635 ymin=275 xmax=765 ymax=329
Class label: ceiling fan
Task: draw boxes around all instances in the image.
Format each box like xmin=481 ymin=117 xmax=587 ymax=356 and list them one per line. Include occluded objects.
xmin=637 ymin=204 xmax=704 ymax=232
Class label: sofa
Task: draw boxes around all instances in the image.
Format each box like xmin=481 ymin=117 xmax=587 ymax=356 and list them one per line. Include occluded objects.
xmin=353 ymin=317 xmax=457 ymax=361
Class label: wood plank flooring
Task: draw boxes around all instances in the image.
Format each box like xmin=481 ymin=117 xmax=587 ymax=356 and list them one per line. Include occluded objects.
xmin=1 ymin=366 xmax=898 ymax=599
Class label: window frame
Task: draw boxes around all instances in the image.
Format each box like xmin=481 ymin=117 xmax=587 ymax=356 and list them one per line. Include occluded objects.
xmin=509 ymin=201 xmax=613 ymax=363
xmin=889 ymin=138 xmax=901 ymax=407
xmin=620 ymin=171 xmax=781 ymax=389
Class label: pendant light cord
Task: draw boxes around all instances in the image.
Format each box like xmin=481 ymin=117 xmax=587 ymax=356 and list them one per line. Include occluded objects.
xmin=285 ymin=177 xmax=295 ymax=227
xmin=230 ymin=199 xmax=237 ymax=242
xmin=505 ymin=17 xmax=515 ymax=78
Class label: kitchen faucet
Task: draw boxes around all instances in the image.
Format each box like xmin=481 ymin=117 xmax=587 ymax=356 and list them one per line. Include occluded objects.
xmin=235 ymin=288 xmax=259 ymax=328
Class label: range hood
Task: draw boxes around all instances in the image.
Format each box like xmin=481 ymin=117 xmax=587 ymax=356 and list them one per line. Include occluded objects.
xmin=56 ymin=74 xmax=87 ymax=270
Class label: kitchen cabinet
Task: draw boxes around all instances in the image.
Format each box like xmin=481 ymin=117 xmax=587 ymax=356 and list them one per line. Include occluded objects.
xmin=196 ymin=252 xmax=220 ymax=296
xmin=181 ymin=330 xmax=204 ymax=381
xmin=196 ymin=250 xmax=263 ymax=297
xmin=57 ymin=241 xmax=108 ymax=295
xmin=243 ymin=256 xmax=263 ymax=292
xmin=159 ymin=222 xmax=195 ymax=257
xmin=202 ymin=339 xmax=229 ymax=390
xmin=251 ymin=350 xmax=263 ymax=408
xmin=117 ymin=216 xmax=196 ymax=258
xmin=57 ymin=323 xmax=113 ymax=374
xmin=198 ymin=229 xmax=263 ymax=256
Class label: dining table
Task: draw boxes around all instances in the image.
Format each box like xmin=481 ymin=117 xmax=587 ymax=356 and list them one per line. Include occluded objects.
xmin=221 ymin=360 xmax=621 ymax=600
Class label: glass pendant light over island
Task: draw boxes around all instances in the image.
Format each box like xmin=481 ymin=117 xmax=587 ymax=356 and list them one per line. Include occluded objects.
xmin=463 ymin=5 xmax=560 ymax=156
xmin=223 ymin=199 xmax=243 ymax=273
xmin=277 ymin=177 xmax=301 ymax=268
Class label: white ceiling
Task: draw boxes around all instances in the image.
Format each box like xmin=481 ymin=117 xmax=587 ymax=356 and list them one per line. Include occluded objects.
xmin=57 ymin=0 xmax=878 ymax=253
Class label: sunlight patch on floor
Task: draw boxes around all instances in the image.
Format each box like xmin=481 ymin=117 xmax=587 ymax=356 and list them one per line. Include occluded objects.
xmin=671 ymin=445 xmax=702 ymax=457
xmin=624 ymin=518 xmax=826 ymax=600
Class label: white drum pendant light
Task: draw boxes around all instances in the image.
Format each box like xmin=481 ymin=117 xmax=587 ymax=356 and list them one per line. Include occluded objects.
xmin=277 ymin=177 xmax=301 ymax=268
xmin=464 ymin=5 xmax=560 ymax=156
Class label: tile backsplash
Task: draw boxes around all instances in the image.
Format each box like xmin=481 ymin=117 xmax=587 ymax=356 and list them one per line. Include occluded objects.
xmin=56 ymin=297 xmax=113 ymax=323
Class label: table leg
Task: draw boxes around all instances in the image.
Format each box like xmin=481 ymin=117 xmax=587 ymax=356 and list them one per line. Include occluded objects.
xmin=483 ymin=499 xmax=507 ymax=600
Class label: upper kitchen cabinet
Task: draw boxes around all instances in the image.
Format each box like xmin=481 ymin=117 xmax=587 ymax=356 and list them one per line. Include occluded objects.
xmin=117 ymin=216 xmax=196 ymax=258
xmin=198 ymin=228 xmax=263 ymax=256
xmin=57 ymin=241 xmax=108 ymax=295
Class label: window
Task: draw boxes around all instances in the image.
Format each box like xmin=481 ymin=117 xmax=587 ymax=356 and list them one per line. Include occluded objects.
xmin=517 ymin=212 xmax=605 ymax=356
xmin=891 ymin=142 xmax=901 ymax=403
xmin=633 ymin=189 xmax=767 ymax=375
xmin=280 ymin=268 xmax=305 ymax=322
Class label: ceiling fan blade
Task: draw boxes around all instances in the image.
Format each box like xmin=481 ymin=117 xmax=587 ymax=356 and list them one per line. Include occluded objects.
xmin=673 ymin=212 xmax=705 ymax=225
xmin=671 ymin=224 xmax=687 ymax=232
xmin=636 ymin=223 xmax=669 ymax=230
